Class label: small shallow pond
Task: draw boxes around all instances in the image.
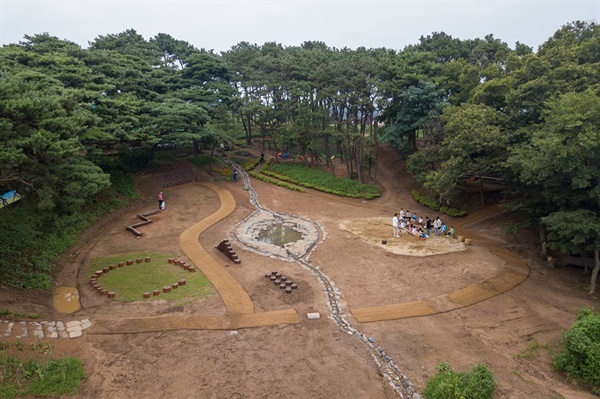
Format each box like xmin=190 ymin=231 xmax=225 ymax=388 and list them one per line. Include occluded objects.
xmin=53 ymin=286 xmax=81 ymax=314
xmin=256 ymin=223 xmax=303 ymax=247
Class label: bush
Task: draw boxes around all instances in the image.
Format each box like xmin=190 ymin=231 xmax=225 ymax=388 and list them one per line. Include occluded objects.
xmin=553 ymin=308 xmax=600 ymax=394
xmin=243 ymin=157 xmax=261 ymax=171
xmin=423 ymin=362 xmax=496 ymax=399
xmin=411 ymin=190 xmax=467 ymax=217
xmin=248 ymin=172 xmax=304 ymax=192
xmin=269 ymin=162 xmax=380 ymax=200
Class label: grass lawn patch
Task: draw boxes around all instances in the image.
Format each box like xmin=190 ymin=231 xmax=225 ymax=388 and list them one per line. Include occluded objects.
xmin=0 ymin=353 xmax=85 ymax=399
xmin=89 ymin=253 xmax=213 ymax=303
xmin=270 ymin=162 xmax=380 ymax=199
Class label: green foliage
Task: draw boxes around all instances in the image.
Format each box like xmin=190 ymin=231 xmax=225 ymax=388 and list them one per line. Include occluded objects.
xmin=515 ymin=341 xmax=550 ymax=360
xmin=0 ymin=310 xmax=43 ymax=320
xmin=243 ymin=157 xmax=261 ymax=171
xmin=0 ymin=352 xmax=84 ymax=398
xmin=189 ymin=155 xmax=213 ymax=166
xmin=411 ymin=190 xmax=467 ymax=217
xmin=423 ymin=362 xmax=496 ymax=399
xmin=0 ymin=187 xmax=129 ymax=289
xmin=248 ymin=171 xmax=305 ymax=192
xmin=553 ymin=308 xmax=600 ymax=393
xmin=108 ymin=169 xmax=137 ymax=199
xmin=270 ymin=163 xmax=380 ymax=199
xmin=260 ymin=168 xmax=300 ymax=185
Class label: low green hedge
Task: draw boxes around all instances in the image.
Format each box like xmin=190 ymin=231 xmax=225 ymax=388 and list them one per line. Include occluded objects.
xmin=243 ymin=157 xmax=262 ymax=171
xmin=269 ymin=162 xmax=380 ymax=200
xmin=248 ymin=171 xmax=305 ymax=192
xmin=411 ymin=190 xmax=467 ymax=217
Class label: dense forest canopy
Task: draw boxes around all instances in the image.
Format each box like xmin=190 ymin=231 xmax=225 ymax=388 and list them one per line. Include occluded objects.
xmin=1 ymin=22 xmax=599 ymax=292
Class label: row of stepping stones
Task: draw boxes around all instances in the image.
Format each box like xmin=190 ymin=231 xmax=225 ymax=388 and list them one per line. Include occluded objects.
xmin=126 ymin=210 xmax=161 ymax=236
xmin=1 ymin=319 xmax=91 ymax=339
xmin=91 ymin=257 xmax=194 ymax=299
xmin=265 ymin=271 xmax=298 ymax=294
xmin=216 ymin=239 xmax=241 ymax=264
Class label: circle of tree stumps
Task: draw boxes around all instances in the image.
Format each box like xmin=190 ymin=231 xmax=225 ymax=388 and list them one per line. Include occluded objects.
xmin=90 ymin=256 xmax=191 ymax=300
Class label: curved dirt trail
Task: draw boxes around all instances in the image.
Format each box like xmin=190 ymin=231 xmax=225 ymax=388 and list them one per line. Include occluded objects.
xmin=179 ymin=183 xmax=253 ymax=315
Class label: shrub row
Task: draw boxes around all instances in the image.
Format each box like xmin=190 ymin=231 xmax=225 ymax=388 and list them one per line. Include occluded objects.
xmin=248 ymin=172 xmax=304 ymax=192
xmin=268 ymin=162 xmax=380 ymax=200
xmin=411 ymin=190 xmax=467 ymax=217
xmin=243 ymin=157 xmax=261 ymax=171
xmin=260 ymin=168 xmax=301 ymax=185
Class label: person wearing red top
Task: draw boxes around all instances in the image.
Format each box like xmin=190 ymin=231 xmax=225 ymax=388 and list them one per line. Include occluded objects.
xmin=158 ymin=192 xmax=164 ymax=210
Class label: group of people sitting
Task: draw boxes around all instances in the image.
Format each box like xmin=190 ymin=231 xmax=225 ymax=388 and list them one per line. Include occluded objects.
xmin=392 ymin=208 xmax=455 ymax=240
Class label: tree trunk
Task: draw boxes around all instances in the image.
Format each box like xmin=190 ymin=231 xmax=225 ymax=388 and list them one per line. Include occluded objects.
xmin=539 ymin=223 xmax=547 ymax=258
xmin=479 ymin=177 xmax=485 ymax=205
xmin=209 ymin=141 xmax=218 ymax=173
xmin=146 ymin=144 xmax=157 ymax=168
xmin=409 ymin=130 xmax=417 ymax=152
xmin=589 ymin=248 xmax=599 ymax=295
xmin=241 ymin=113 xmax=252 ymax=145
xmin=356 ymin=139 xmax=363 ymax=184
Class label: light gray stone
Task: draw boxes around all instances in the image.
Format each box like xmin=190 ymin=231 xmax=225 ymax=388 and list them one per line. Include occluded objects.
xmin=80 ymin=319 xmax=90 ymax=324
xmin=306 ymin=312 xmax=320 ymax=320
xmin=48 ymin=332 xmax=58 ymax=339
xmin=67 ymin=325 xmax=83 ymax=333
xmin=69 ymin=330 xmax=83 ymax=338
xmin=60 ymin=332 xmax=69 ymax=338
xmin=65 ymin=320 xmax=81 ymax=328
xmin=81 ymin=321 xmax=92 ymax=329
xmin=33 ymin=330 xmax=44 ymax=339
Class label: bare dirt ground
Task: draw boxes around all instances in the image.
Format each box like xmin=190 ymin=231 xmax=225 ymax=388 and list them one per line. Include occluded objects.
xmin=2 ymin=147 xmax=600 ymax=399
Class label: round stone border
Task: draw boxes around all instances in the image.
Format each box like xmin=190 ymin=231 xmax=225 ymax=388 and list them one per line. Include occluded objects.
xmin=92 ymin=257 xmax=190 ymax=300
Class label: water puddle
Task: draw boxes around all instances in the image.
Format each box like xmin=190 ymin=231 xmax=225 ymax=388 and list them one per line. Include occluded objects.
xmin=53 ymin=286 xmax=81 ymax=314
xmin=256 ymin=223 xmax=303 ymax=246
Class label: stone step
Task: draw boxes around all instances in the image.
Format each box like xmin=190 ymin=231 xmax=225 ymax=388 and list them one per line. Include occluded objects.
xmin=0 ymin=319 xmax=92 ymax=339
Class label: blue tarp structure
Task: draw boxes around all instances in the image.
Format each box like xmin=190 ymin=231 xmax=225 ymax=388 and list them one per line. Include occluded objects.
xmin=0 ymin=190 xmax=22 ymax=209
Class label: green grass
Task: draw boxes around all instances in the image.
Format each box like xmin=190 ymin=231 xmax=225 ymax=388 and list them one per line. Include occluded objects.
xmin=269 ymin=162 xmax=380 ymax=199
xmin=0 ymin=310 xmax=42 ymax=320
xmin=515 ymin=341 xmax=550 ymax=360
xmin=0 ymin=352 xmax=85 ymax=399
xmin=89 ymin=252 xmax=213 ymax=303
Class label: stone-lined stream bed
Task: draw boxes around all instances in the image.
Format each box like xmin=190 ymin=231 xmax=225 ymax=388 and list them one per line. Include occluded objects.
xmin=228 ymin=162 xmax=421 ymax=399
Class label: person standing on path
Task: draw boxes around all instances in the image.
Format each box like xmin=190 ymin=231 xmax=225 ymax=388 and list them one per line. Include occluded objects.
xmin=233 ymin=168 xmax=238 ymax=183
xmin=433 ymin=216 xmax=442 ymax=236
xmin=158 ymin=192 xmax=164 ymax=210
xmin=260 ymin=152 xmax=265 ymax=165
xmin=392 ymin=213 xmax=400 ymax=237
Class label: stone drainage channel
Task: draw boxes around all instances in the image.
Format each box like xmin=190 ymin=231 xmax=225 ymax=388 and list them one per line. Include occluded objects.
xmin=229 ymin=162 xmax=420 ymax=399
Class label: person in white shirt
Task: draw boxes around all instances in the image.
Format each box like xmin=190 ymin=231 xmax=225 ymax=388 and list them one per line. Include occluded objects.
xmin=392 ymin=213 xmax=400 ymax=237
